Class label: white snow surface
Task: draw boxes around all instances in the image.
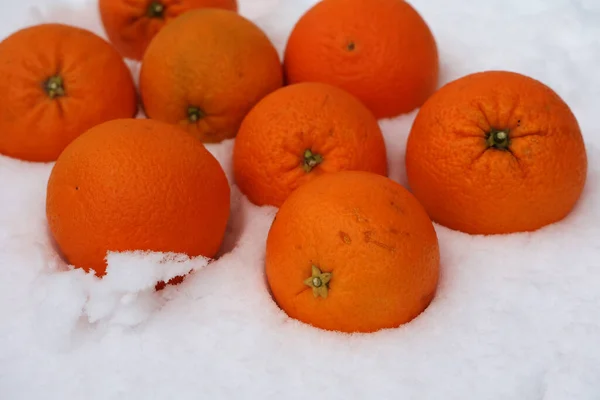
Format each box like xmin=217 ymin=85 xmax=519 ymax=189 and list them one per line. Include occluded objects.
xmin=1 ymin=0 xmax=600 ymax=399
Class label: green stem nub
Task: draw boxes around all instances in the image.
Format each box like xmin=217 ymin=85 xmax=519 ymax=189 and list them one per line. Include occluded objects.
xmin=187 ymin=106 xmax=205 ymax=123
xmin=302 ymin=149 xmax=323 ymax=173
xmin=147 ymin=1 xmax=165 ymax=18
xmin=304 ymin=265 xmax=332 ymax=299
xmin=44 ymin=76 xmax=65 ymax=99
xmin=486 ymin=129 xmax=510 ymax=150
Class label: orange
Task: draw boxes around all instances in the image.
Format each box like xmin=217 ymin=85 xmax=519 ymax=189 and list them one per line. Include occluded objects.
xmin=405 ymin=70 xmax=588 ymax=235
xmin=233 ymin=82 xmax=388 ymax=207
xmin=0 ymin=23 xmax=137 ymax=162
xmin=265 ymin=170 xmax=440 ymax=333
xmin=283 ymin=0 xmax=439 ymax=119
xmin=99 ymin=0 xmax=238 ymax=61
xmin=139 ymin=9 xmax=283 ymax=143
xmin=46 ymin=118 xmax=230 ymax=276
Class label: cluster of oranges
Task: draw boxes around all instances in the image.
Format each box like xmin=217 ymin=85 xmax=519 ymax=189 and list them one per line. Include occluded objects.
xmin=0 ymin=0 xmax=587 ymax=333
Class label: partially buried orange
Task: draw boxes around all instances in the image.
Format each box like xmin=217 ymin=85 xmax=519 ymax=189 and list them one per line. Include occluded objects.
xmin=265 ymin=171 xmax=440 ymax=333
xmin=46 ymin=118 xmax=230 ymax=277
xmin=405 ymin=70 xmax=588 ymax=235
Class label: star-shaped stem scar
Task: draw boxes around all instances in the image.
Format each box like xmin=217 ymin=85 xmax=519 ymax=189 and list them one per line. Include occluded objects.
xmin=303 ymin=265 xmax=332 ymax=298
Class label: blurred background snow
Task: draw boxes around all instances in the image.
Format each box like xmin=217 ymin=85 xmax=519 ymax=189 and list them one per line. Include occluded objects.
xmin=1 ymin=0 xmax=599 ymax=399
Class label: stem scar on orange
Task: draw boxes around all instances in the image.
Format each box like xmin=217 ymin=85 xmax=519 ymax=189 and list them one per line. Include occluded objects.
xmin=233 ymin=82 xmax=388 ymax=207
xmin=99 ymin=0 xmax=238 ymax=61
xmin=405 ymin=70 xmax=588 ymax=235
xmin=265 ymin=170 xmax=440 ymax=333
xmin=46 ymin=118 xmax=231 ymax=277
xmin=0 ymin=23 xmax=138 ymax=162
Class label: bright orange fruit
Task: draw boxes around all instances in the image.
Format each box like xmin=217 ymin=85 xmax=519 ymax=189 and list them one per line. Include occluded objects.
xmin=283 ymin=0 xmax=439 ymax=119
xmin=233 ymin=82 xmax=388 ymax=207
xmin=266 ymin=170 xmax=440 ymax=333
xmin=139 ymin=8 xmax=283 ymax=143
xmin=99 ymin=0 xmax=238 ymax=60
xmin=405 ymin=70 xmax=588 ymax=234
xmin=46 ymin=118 xmax=230 ymax=276
xmin=0 ymin=23 xmax=137 ymax=162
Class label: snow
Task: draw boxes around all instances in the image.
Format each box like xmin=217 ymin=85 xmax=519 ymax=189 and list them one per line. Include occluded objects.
xmin=1 ymin=0 xmax=600 ymax=398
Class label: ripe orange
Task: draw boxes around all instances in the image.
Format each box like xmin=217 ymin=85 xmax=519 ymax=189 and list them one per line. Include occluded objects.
xmin=139 ymin=8 xmax=283 ymax=143
xmin=233 ymin=82 xmax=388 ymax=207
xmin=283 ymin=0 xmax=439 ymax=119
xmin=405 ymin=70 xmax=588 ymax=235
xmin=99 ymin=0 xmax=238 ymax=61
xmin=46 ymin=118 xmax=230 ymax=276
xmin=0 ymin=23 xmax=137 ymax=162
xmin=265 ymin=170 xmax=440 ymax=333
